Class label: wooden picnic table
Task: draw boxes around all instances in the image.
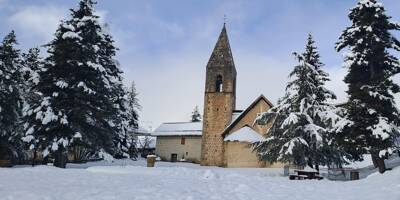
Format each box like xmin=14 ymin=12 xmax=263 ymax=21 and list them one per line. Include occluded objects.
xmin=289 ymin=169 xmax=323 ymax=180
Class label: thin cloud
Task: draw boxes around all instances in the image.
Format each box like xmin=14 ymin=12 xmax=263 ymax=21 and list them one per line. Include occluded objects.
xmin=8 ymin=5 xmax=66 ymax=42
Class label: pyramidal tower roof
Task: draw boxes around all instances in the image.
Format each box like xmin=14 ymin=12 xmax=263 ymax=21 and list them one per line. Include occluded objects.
xmin=206 ymin=24 xmax=235 ymax=69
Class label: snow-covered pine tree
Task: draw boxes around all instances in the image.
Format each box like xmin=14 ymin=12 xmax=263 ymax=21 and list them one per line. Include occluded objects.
xmin=0 ymin=31 xmax=23 ymax=161
xmin=335 ymin=0 xmax=400 ymax=173
xmin=109 ymin=90 xmax=130 ymax=159
xmin=20 ymin=48 xmax=44 ymax=164
xmin=122 ymin=81 xmax=140 ymax=159
xmin=23 ymin=0 xmax=122 ymax=168
xmin=99 ymin=32 xmax=126 ymax=158
xmin=96 ymin=28 xmax=141 ymax=159
xmin=191 ymin=106 xmax=201 ymax=122
xmin=126 ymin=81 xmax=140 ymax=130
xmin=254 ymin=35 xmax=343 ymax=170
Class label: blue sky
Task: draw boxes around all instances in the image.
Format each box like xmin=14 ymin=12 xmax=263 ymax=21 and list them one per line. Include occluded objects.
xmin=1 ymin=0 xmax=400 ymax=129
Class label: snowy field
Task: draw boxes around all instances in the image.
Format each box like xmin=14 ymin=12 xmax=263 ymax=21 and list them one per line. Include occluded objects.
xmin=0 ymin=159 xmax=400 ymax=200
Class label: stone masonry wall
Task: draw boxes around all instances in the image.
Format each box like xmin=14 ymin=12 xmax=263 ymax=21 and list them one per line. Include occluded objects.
xmin=156 ymin=136 xmax=202 ymax=163
xmin=201 ymin=93 xmax=234 ymax=166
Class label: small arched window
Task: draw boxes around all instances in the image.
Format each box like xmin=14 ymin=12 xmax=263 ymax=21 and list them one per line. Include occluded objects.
xmin=216 ymin=75 xmax=223 ymax=92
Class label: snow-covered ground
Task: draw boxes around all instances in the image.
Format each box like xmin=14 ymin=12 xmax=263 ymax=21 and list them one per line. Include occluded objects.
xmin=1 ymin=159 xmax=400 ymax=200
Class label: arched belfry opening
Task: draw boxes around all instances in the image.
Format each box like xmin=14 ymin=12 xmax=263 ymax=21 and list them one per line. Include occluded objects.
xmin=216 ymin=75 xmax=223 ymax=92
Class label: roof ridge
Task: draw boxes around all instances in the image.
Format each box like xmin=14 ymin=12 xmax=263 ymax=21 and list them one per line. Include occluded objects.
xmin=162 ymin=121 xmax=202 ymax=124
xmin=155 ymin=130 xmax=202 ymax=132
xmin=222 ymin=94 xmax=274 ymax=137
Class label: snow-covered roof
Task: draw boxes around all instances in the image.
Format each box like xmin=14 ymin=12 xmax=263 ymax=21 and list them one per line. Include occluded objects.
xmin=222 ymin=95 xmax=273 ymax=136
xmin=224 ymin=126 xmax=265 ymax=143
xmin=152 ymin=122 xmax=203 ymax=136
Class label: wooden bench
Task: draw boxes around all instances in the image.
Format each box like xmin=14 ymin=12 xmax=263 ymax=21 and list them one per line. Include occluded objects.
xmin=0 ymin=160 xmax=13 ymax=167
xmin=289 ymin=170 xmax=323 ymax=180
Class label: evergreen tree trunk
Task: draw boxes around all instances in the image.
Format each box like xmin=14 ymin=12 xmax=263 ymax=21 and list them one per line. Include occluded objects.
xmin=315 ymin=164 xmax=319 ymax=172
xmin=371 ymin=154 xmax=379 ymax=168
xmin=53 ymin=148 xmax=67 ymax=168
xmin=307 ymin=160 xmax=313 ymax=169
xmin=31 ymin=148 xmax=37 ymax=167
xmin=372 ymin=153 xmax=386 ymax=174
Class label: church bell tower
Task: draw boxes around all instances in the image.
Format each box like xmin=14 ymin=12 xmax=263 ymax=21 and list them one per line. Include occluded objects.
xmin=201 ymin=24 xmax=236 ymax=166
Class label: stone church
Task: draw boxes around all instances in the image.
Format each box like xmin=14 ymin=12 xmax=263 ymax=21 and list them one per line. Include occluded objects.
xmin=154 ymin=25 xmax=282 ymax=168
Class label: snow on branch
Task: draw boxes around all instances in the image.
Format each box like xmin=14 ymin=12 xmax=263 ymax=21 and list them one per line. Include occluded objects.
xmin=367 ymin=116 xmax=394 ymax=141
xmin=279 ymin=137 xmax=309 ymax=156
xmin=62 ymin=31 xmax=82 ymax=41
xmin=254 ymin=112 xmax=277 ymax=126
xmin=281 ymin=113 xmax=299 ymax=129
xmin=304 ymin=124 xmax=324 ymax=142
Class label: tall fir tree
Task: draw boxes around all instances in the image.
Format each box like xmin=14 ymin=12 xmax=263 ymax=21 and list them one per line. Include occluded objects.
xmin=254 ymin=35 xmax=343 ymax=169
xmin=0 ymin=31 xmax=23 ymax=160
xmin=21 ymin=47 xmax=44 ymax=163
xmin=99 ymin=30 xmax=136 ymax=159
xmin=23 ymin=0 xmax=126 ymax=167
xmin=123 ymin=81 xmax=141 ymax=159
xmin=126 ymin=81 xmax=140 ymax=130
xmin=335 ymin=0 xmax=400 ymax=173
